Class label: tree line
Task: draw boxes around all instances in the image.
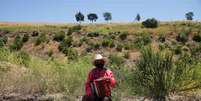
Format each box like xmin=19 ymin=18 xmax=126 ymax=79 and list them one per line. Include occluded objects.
xmin=75 ymin=11 xmax=194 ymax=23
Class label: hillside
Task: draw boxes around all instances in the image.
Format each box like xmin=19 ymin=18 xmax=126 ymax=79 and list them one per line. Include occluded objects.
xmin=0 ymin=21 xmax=201 ymax=101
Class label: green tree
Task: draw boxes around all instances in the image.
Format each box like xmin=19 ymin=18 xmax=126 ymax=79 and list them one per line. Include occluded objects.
xmin=87 ymin=13 xmax=98 ymax=23
xmin=75 ymin=11 xmax=84 ymax=24
xmin=135 ymin=13 xmax=141 ymax=21
xmin=103 ymin=12 xmax=112 ymax=22
xmin=185 ymin=12 xmax=194 ymax=20
xmin=142 ymin=18 xmax=158 ymax=28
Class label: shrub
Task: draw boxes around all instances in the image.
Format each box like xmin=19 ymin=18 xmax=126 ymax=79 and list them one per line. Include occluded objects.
xmin=71 ymin=25 xmax=82 ymax=32
xmin=109 ymin=54 xmax=124 ymax=66
xmin=89 ymin=43 xmax=100 ymax=50
xmin=133 ymin=47 xmax=173 ymax=100
xmin=142 ymin=18 xmax=158 ymax=28
xmin=102 ymin=39 xmax=115 ymax=48
xmin=10 ymin=35 xmax=23 ymax=51
xmin=116 ymin=43 xmax=123 ymax=52
xmin=176 ymin=32 xmax=188 ymax=43
xmin=54 ymin=31 xmax=65 ymax=42
xmin=58 ymin=36 xmax=73 ymax=52
xmin=87 ymin=32 xmax=99 ymax=37
xmin=119 ymin=32 xmax=128 ymax=40
xmin=135 ymin=32 xmax=152 ymax=48
xmin=0 ymin=37 xmax=6 ymax=48
xmin=158 ymin=33 xmax=166 ymax=43
xmin=35 ymin=33 xmax=47 ymax=46
xmin=124 ymin=42 xmax=134 ymax=50
xmin=17 ymin=51 xmax=30 ymax=67
xmin=47 ymin=49 xmax=53 ymax=57
xmin=32 ymin=31 xmax=39 ymax=37
xmin=80 ymin=36 xmax=88 ymax=44
xmin=133 ymin=47 xmax=199 ymax=100
xmin=22 ymin=34 xmax=29 ymax=43
xmin=171 ymin=44 xmax=182 ymax=55
xmin=192 ymin=32 xmax=201 ymax=42
xmin=64 ymin=48 xmax=78 ymax=61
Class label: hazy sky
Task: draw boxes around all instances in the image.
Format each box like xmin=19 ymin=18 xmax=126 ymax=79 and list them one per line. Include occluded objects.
xmin=0 ymin=0 xmax=200 ymax=23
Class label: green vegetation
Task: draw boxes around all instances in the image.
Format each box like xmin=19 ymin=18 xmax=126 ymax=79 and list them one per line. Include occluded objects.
xmin=54 ymin=31 xmax=66 ymax=42
xmin=1 ymin=21 xmax=201 ymax=100
xmin=133 ymin=47 xmax=201 ymax=100
xmin=142 ymin=18 xmax=158 ymax=28
xmin=10 ymin=35 xmax=23 ymax=51
xmin=35 ymin=33 xmax=47 ymax=46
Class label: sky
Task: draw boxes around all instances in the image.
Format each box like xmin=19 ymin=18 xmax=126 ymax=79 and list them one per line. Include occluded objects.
xmin=0 ymin=0 xmax=201 ymax=23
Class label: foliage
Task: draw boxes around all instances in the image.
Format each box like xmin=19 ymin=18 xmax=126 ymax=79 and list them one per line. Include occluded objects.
xmin=135 ymin=13 xmax=141 ymax=21
xmin=65 ymin=48 xmax=78 ymax=61
xmin=142 ymin=18 xmax=158 ymax=28
xmin=176 ymin=32 xmax=189 ymax=43
xmin=0 ymin=37 xmax=7 ymax=48
xmin=87 ymin=13 xmax=98 ymax=22
xmin=116 ymin=43 xmax=123 ymax=52
xmin=109 ymin=54 xmax=124 ymax=66
xmin=87 ymin=32 xmax=99 ymax=37
xmin=58 ymin=36 xmax=73 ymax=52
xmin=35 ymin=33 xmax=47 ymax=46
xmin=185 ymin=12 xmax=194 ymax=20
xmin=22 ymin=34 xmax=29 ymax=43
xmin=134 ymin=32 xmax=152 ymax=48
xmin=75 ymin=11 xmax=84 ymax=23
xmin=158 ymin=33 xmax=166 ymax=43
xmin=17 ymin=51 xmax=30 ymax=67
xmin=10 ymin=35 xmax=23 ymax=51
xmin=192 ymin=32 xmax=201 ymax=42
xmin=103 ymin=12 xmax=112 ymax=22
xmin=54 ymin=31 xmax=65 ymax=42
xmin=102 ymin=39 xmax=115 ymax=48
xmin=119 ymin=32 xmax=128 ymax=40
xmin=32 ymin=31 xmax=39 ymax=37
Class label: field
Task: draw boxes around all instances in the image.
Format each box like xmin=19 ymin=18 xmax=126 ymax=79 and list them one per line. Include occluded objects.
xmin=0 ymin=21 xmax=201 ymax=101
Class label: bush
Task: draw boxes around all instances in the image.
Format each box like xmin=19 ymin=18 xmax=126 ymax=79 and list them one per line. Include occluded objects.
xmin=119 ymin=32 xmax=128 ymax=40
xmin=124 ymin=42 xmax=134 ymax=50
xmin=54 ymin=31 xmax=65 ymax=42
xmin=116 ymin=43 xmax=123 ymax=52
xmin=158 ymin=33 xmax=166 ymax=43
xmin=64 ymin=48 xmax=78 ymax=61
xmin=176 ymin=32 xmax=189 ymax=43
xmin=87 ymin=32 xmax=99 ymax=37
xmin=102 ymin=39 xmax=115 ymax=48
xmin=22 ymin=34 xmax=29 ymax=43
xmin=142 ymin=18 xmax=158 ymax=28
xmin=71 ymin=25 xmax=82 ymax=32
xmin=109 ymin=54 xmax=124 ymax=66
xmin=133 ymin=47 xmax=173 ymax=100
xmin=10 ymin=35 xmax=23 ymax=51
xmin=17 ymin=51 xmax=30 ymax=67
xmin=135 ymin=32 xmax=152 ymax=48
xmin=32 ymin=31 xmax=39 ymax=37
xmin=58 ymin=36 xmax=73 ymax=52
xmin=192 ymin=32 xmax=201 ymax=42
xmin=0 ymin=36 xmax=8 ymax=49
xmin=133 ymin=47 xmax=199 ymax=100
xmin=35 ymin=33 xmax=47 ymax=46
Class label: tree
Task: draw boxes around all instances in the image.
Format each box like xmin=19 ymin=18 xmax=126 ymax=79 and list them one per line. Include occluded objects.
xmin=103 ymin=12 xmax=112 ymax=22
xmin=185 ymin=12 xmax=194 ymax=20
xmin=87 ymin=13 xmax=98 ymax=23
xmin=135 ymin=13 xmax=141 ymax=21
xmin=75 ymin=12 xmax=84 ymax=24
xmin=142 ymin=18 xmax=158 ymax=28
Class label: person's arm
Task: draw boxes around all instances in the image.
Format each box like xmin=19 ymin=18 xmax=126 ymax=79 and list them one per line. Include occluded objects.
xmin=85 ymin=71 xmax=93 ymax=96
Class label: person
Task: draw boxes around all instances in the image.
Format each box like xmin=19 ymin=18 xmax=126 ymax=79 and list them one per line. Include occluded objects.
xmin=82 ymin=54 xmax=116 ymax=101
